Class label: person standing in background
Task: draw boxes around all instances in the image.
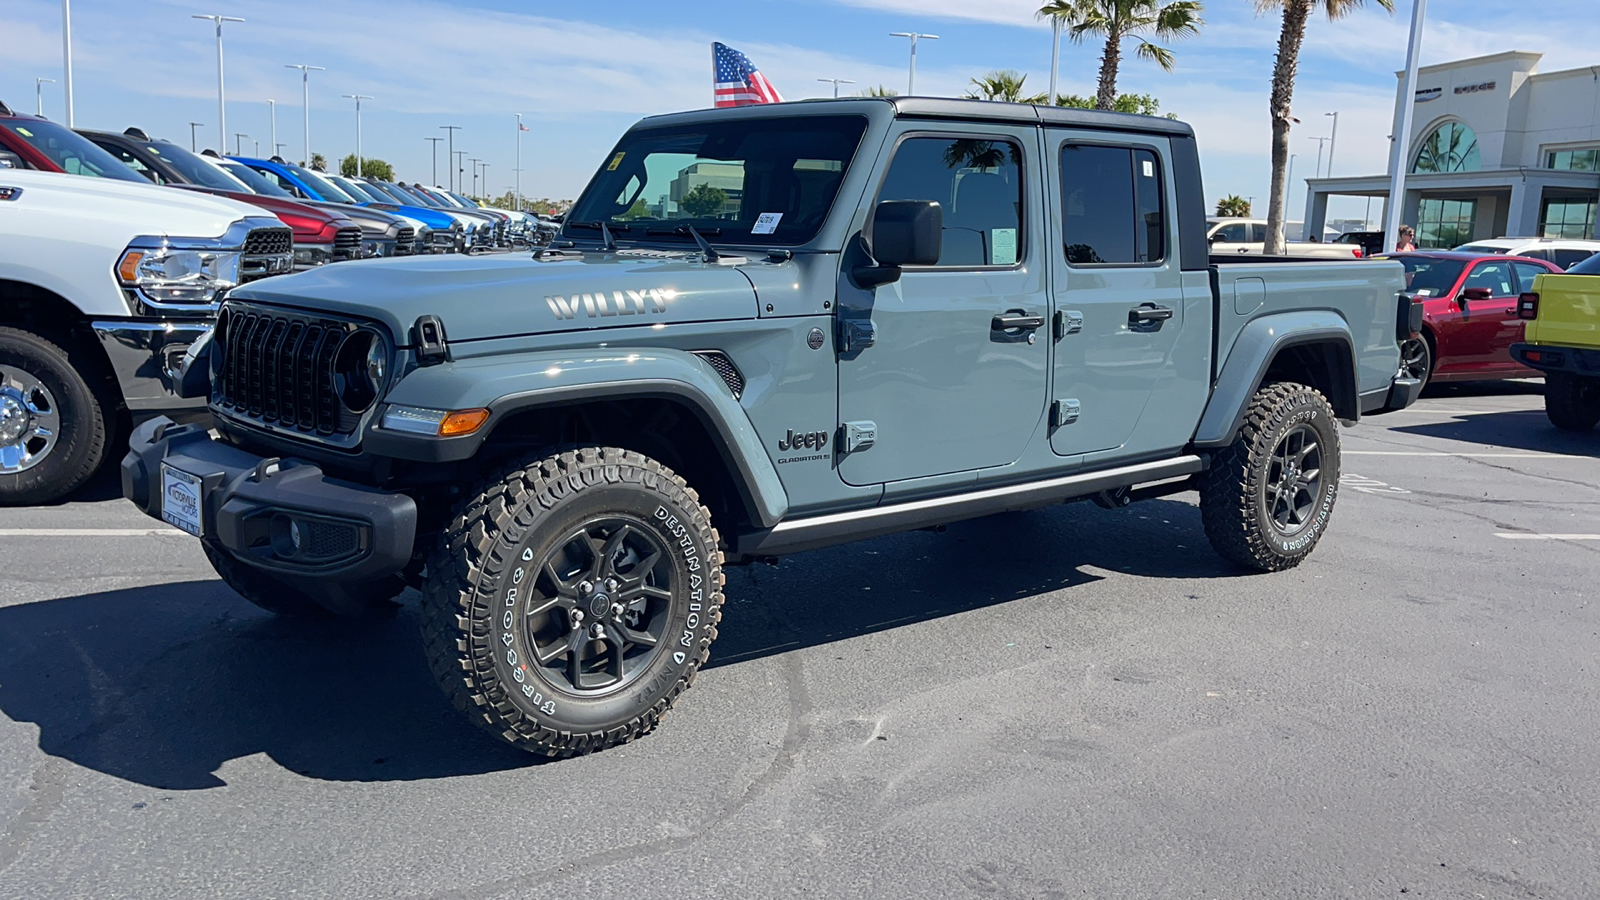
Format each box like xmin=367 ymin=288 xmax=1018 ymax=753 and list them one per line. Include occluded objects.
xmin=1396 ymin=225 xmax=1417 ymax=252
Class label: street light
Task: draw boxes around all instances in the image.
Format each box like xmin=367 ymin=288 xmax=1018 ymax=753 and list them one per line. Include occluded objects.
xmin=817 ymin=78 xmax=856 ymax=98
xmin=469 ymin=157 xmax=481 ymax=197
xmin=34 ymin=78 xmax=55 ymax=116
xmin=440 ymin=125 xmax=462 ymax=190
xmin=479 ymin=162 xmax=490 ymax=200
xmin=1324 ymin=111 xmax=1340 ymax=178
xmin=284 ymin=64 xmax=324 ymax=166
xmin=1385 ymin=0 xmax=1428 ymax=252
xmin=61 ymin=0 xmax=75 ymax=126
xmin=452 ymin=150 xmax=466 ymax=191
xmin=515 ymin=113 xmax=526 ymax=212
xmin=193 ymin=15 xmax=245 ymax=156
xmin=188 ymin=122 xmax=204 ymax=153
xmin=268 ymin=99 xmax=276 ymax=157
xmin=342 ymin=94 xmax=373 ymax=176
xmin=889 ymin=32 xmax=938 ymax=96
xmin=1284 ymin=153 xmax=1297 ymax=224
xmin=234 ymin=132 xmax=249 ymax=156
xmin=1308 ymin=135 xmax=1330 ymax=180
xmin=275 ymin=142 xmax=286 ymax=158
xmin=425 ymin=136 xmax=443 ymax=187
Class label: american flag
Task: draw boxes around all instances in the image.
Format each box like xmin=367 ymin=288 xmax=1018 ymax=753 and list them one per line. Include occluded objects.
xmin=713 ymin=42 xmax=783 ymax=108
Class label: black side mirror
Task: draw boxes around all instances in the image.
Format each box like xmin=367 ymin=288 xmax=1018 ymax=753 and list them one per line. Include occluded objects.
xmin=1459 ymin=287 xmax=1492 ymax=303
xmin=855 ymin=199 xmax=941 ymax=288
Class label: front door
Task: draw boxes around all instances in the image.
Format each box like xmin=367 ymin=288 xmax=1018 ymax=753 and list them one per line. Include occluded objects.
xmin=1047 ymin=134 xmax=1189 ymax=457
xmin=836 ymin=127 xmax=1048 ymax=487
xmin=1443 ymin=259 xmax=1521 ymax=374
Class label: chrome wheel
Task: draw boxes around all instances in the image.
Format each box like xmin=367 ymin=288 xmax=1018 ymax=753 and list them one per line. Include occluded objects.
xmin=518 ymin=515 xmax=674 ymax=696
xmin=0 ymin=365 xmax=59 ymax=474
xmin=1265 ymin=423 xmax=1323 ymax=536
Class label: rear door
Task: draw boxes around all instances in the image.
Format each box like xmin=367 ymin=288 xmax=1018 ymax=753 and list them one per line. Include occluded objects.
xmin=1046 ymin=132 xmax=1189 ymax=456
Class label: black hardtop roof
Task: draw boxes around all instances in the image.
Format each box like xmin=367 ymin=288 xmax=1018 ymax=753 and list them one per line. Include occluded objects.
xmin=640 ymin=96 xmax=1195 ymax=139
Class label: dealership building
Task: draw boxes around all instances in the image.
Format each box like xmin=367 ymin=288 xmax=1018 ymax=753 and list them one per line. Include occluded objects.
xmin=1305 ymin=51 xmax=1600 ymax=247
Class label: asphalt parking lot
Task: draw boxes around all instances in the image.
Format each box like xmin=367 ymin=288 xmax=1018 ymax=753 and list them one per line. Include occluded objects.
xmin=1 ymin=382 xmax=1596 ymax=899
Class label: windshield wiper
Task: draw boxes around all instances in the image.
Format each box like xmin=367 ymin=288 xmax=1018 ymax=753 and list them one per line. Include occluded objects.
xmin=643 ymin=224 xmax=722 ymax=236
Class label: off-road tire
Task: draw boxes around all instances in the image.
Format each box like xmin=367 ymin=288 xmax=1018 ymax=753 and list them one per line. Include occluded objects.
xmin=420 ymin=446 xmax=724 ymax=758
xmin=0 ymin=327 xmax=116 ymax=505
xmin=203 ymin=543 xmax=407 ymax=618
xmin=1544 ymin=372 xmax=1600 ymax=432
xmin=1200 ymin=382 xmax=1341 ymax=572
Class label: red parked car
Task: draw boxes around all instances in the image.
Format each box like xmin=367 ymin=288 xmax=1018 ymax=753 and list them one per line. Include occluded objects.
xmin=1377 ymin=251 xmax=1564 ymax=386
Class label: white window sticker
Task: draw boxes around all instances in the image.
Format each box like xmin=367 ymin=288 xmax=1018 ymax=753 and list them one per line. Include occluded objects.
xmin=990 ymin=228 xmax=1018 ymax=266
xmin=1142 ymin=159 xmax=1154 ymax=178
xmin=752 ymin=212 xmax=784 ymax=235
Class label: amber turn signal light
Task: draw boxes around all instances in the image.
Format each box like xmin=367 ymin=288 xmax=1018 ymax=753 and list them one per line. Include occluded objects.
xmin=117 ymin=250 xmax=145 ymax=283
xmin=439 ymin=408 xmax=490 ymax=436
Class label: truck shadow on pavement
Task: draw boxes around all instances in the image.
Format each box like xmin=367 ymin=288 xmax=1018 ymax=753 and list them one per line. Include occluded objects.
xmin=0 ymin=500 xmax=1233 ymax=789
xmin=1387 ymin=409 xmax=1600 ymax=458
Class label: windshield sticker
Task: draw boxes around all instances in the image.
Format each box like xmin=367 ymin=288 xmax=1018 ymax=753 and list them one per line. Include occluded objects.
xmin=991 ymin=228 xmax=1018 ymax=266
xmin=606 ymin=152 xmax=625 ymax=171
xmin=752 ymin=212 xmax=783 ymax=235
xmin=15 ymin=127 xmax=33 ymax=138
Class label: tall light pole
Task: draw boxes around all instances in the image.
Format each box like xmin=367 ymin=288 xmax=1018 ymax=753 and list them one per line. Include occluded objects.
xmin=469 ymin=157 xmax=481 ymax=197
xmin=1385 ymin=0 xmax=1427 ymax=252
xmin=193 ymin=15 xmax=245 ymax=157
xmin=188 ymin=122 xmax=204 ymax=153
xmin=34 ymin=78 xmax=56 ymax=116
xmin=440 ymin=125 xmax=461 ymax=190
xmin=889 ymin=32 xmax=938 ymax=96
xmin=1309 ymin=135 xmax=1330 ymax=179
xmin=515 ymin=113 xmax=525 ymax=212
xmin=342 ymin=94 xmax=372 ymax=176
xmin=1047 ymin=17 xmax=1062 ymax=103
xmin=425 ymin=136 xmax=443 ymax=187
xmin=452 ymin=150 xmax=466 ymax=191
xmin=285 ymin=64 xmax=324 ymax=166
xmin=234 ymin=132 xmax=248 ymax=156
xmin=1324 ymin=111 xmax=1340 ymax=178
xmin=275 ymin=142 xmax=287 ymax=158
xmin=61 ymin=0 xmax=75 ymax=126
xmin=479 ymin=162 xmax=490 ymax=201
xmin=268 ymin=99 xmax=276 ymax=157
xmin=1284 ymin=153 xmax=1297 ymax=226
xmin=817 ymin=78 xmax=856 ymax=98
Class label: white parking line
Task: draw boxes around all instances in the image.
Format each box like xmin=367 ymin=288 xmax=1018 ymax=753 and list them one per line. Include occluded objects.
xmin=1344 ymin=451 xmax=1585 ymax=459
xmin=0 ymin=528 xmax=184 ymax=537
xmin=1495 ymin=533 xmax=1600 ymax=541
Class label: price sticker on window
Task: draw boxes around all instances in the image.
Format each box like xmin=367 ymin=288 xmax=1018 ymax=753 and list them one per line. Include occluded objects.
xmin=752 ymin=212 xmax=783 ymax=234
xmin=991 ymin=228 xmax=1018 ymax=266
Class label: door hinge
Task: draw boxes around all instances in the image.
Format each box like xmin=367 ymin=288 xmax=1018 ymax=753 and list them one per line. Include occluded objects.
xmin=1050 ymin=399 xmax=1081 ymax=427
xmin=841 ymin=420 xmax=877 ymax=452
xmin=1054 ymin=309 xmax=1083 ymax=340
xmin=839 ymin=320 xmax=876 ymax=354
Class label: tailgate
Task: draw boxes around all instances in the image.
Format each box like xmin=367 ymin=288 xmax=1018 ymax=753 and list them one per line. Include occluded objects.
xmin=1527 ymin=274 xmax=1600 ymax=349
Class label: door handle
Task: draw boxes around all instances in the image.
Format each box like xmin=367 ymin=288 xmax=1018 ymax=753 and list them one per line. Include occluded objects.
xmin=1504 ymin=307 xmax=1517 ymax=316
xmin=1128 ymin=304 xmax=1174 ymax=324
xmin=992 ymin=312 xmax=1045 ymax=331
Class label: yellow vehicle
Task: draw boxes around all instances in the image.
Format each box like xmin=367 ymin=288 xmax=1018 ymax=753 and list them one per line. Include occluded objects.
xmin=1511 ymin=253 xmax=1600 ymax=431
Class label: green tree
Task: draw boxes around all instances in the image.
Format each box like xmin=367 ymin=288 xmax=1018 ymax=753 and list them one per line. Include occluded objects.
xmin=1216 ymin=194 xmax=1251 ymax=217
xmin=1054 ymin=91 xmax=1166 ymax=116
xmin=857 ymin=85 xmax=899 ymax=97
xmin=339 ymin=154 xmax=394 ymax=181
xmin=680 ymin=183 xmax=727 ymax=218
xmin=619 ymin=198 xmax=651 ymax=219
xmin=310 ymin=152 xmax=327 ymax=172
xmin=1037 ymin=0 xmax=1203 ymax=111
xmin=1255 ymin=0 xmax=1393 ymax=253
xmin=965 ymin=70 xmax=1048 ymax=103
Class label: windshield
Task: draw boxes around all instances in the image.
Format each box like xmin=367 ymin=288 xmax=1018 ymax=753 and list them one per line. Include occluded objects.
xmin=329 ymin=175 xmax=382 ymax=203
xmin=400 ymin=184 xmax=444 ymax=206
xmin=368 ymin=182 xmax=417 ymax=205
xmin=217 ymin=159 xmax=292 ymax=197
xmin=1386 ymin=256 xmax=1469 ymax=296
xmin=1567 ymin=252 xmax=1600 ymax=275
xmin=448 ymin=192 xmax=479 ymax=208
xmin=141 ymin=141 xmax=249 ymax=191
xmin=290 ymin=165 xmax=358 ymax=203
xmin=1 ymin=120 xmax=145 ymax=182
xmin=566 ymin=115 xmax=868 ymax=246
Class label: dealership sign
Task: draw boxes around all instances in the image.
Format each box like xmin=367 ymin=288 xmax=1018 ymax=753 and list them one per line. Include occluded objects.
xmin=1455 ymin=81 xmax=1497 ymax=95
xmin=1415 ymin=87 xmax=1442 ymax=102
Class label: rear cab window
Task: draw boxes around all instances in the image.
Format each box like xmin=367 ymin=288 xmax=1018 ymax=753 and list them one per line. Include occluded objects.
xmin=1061 ymin=144 xmax=1166 ymax=266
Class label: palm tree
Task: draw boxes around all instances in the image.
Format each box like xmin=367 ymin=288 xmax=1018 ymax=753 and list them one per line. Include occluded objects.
xmin=1037 ymin=0 xmax=1203 ymax=111
xmin=1257 ymin=0 xmax=1393 ymax=253
xmin=1216 ymin=194 xmax=1251 ymax=217
xmin=965 ymin=70 xmax=1048 ymax=103
xmin=858 ymin=85 xmax=899 ymax=97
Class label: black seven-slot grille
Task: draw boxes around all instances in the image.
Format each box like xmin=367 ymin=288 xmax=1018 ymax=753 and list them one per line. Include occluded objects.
xmin=333 ymin=226 xmax=362 ymax=258
xmin=396 ymin=225 xmax=416 ymax=255
xmin=215 ymin=304 xmax=364 ymax=437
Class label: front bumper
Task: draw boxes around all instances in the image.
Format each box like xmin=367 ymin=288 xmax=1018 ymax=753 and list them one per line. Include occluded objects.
xmin=122 ymin=417 xmax=417 ymax=581
xmin=1511 ymin=342 xmax=1600 ymax=377
xmin=91 ymin=319 xmax=213 ymax=417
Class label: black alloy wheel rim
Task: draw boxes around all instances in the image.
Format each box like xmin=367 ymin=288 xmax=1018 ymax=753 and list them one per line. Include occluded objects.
xmin=518 ymin=516 xmax=674 ymax=696
xmin=1399 ymin=339 xmax=1429 ymax=381
xmin=1265 ymin=423 xmax=1324 ymax=536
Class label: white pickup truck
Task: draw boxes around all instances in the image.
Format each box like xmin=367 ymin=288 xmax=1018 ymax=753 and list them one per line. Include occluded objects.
xmin=1207 ymin=217 xmax=1362 ymax=259
xmin=0 ymin=168 xmax=291 ymax=504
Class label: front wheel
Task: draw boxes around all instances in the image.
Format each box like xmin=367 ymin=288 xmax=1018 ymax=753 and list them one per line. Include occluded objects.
xmin=1545 ymin=372 xmax=1600 ymax=432
xmin=1199 ymin=382 xmax=1342 ymax=572
xmin=420 ymin=447 xmax=724 ymax=757
xmin=0 ymin=327 xmax=115 ymax=505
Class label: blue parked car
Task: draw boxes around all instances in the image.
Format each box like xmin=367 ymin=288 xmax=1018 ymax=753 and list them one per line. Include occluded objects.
xmin=229 ymin=156 xmax=433 ymax=255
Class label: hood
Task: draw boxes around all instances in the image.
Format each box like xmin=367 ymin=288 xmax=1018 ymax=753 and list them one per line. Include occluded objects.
xmin=171 ymin=185 xmax=347 ymax=241
xmin=0 ymin=167 xmax=263 ymax=239
xmin=230 ymin=248 xmax=760 ymax=343
xmin=359 ymin=200 xmax=456 ymax=231
xmin=305 ymin=200 xmax=404 ymax=236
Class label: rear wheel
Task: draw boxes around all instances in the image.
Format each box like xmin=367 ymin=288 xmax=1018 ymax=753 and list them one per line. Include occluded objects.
xmin=0 ymin=327 xmax=115 ymax=506
xmin=1399 ymin=335 xmax=1432 ymax=386
xmin=1545 ymin=372 xmax=1600 ymax=432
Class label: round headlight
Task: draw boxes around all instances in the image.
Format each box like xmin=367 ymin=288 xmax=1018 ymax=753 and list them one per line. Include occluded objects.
xmin=334 ymin=330 xmax=385 ymax=412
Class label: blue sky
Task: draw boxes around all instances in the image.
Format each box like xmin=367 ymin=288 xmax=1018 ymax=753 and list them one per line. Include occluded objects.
xmin=6 ymin=0 xmax=1600 ymax=223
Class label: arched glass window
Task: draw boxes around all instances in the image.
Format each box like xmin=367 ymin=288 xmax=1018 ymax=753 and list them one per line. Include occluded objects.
xmin=1412 ymin=121 xmax=1481 ymax=173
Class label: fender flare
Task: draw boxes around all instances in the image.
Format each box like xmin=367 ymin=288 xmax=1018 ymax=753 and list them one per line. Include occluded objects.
xmin=1192 ymin=311 xmax=1358 ymax=449
xmin=366 ymin=347 xmax=789 ymax=528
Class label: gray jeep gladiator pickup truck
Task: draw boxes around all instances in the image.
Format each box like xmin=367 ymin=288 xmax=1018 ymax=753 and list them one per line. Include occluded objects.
xmin=122 ymin=98 xmax=1423 ymax=756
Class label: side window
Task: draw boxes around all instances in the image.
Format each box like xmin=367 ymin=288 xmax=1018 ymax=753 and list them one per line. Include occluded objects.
xmin=1249 ymin=223 xmax=1268 ymax=243
xmin=97 ymin=145 xmax=161 ymax=183
xmin=878 ymin=136 xmax=1023 ymax=267
xmin=1553 ymin=248 xmax=1594 ymax=270
xmin=1061 ymin=144 xmax=1165 ymax=264
xmin=1515 ymin=249 xmax=1549 ymax=261
xmin=1462 ymin=261 xmax=1514 ymax=296
xmin=1213 ymin=222 xmax=1247 ymax=242
xmin=1511 ymin=261 xmax=1551 ymax=292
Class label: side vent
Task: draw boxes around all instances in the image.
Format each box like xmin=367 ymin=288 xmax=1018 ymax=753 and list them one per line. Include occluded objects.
xmin=693 ymin=351 xmax=745 ymax=400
